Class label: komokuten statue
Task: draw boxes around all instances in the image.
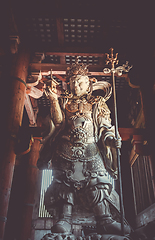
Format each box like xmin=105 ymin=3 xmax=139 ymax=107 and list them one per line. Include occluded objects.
xmin=37 ymin=59 xmax=131 ymax=240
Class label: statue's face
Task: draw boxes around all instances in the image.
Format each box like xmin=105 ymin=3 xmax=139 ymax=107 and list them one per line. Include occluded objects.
xmin=69 ymin=75 xmax=89 ymax=97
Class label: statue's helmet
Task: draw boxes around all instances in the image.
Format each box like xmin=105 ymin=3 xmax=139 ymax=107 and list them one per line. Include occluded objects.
xmin=65 ymin=56 xmax=112 ymax=101
xmin=66 ymin=57 xmax=90 ymax=82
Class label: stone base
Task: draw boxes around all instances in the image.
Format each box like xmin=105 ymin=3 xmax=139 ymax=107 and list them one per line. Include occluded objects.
xmin=41 ymin=233 xmax=131 ymax=240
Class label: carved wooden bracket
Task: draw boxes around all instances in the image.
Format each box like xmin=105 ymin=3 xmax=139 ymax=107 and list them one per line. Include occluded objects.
xmin=129 ymin=134 xmax=150 ymax=166
xmin=31 ymin=52 xmax=45 ymax=63
xmin=9 ymin=35 xmax=20 ymax=54
xmin=119 ymin=128 xmax=150 ymax=166
xmin=132 ymin=134 xmax=149 ymax=156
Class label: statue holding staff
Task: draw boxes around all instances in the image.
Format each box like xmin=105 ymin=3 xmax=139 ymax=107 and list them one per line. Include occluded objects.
xmin=37 ymin=58 xmax=131 ymax=237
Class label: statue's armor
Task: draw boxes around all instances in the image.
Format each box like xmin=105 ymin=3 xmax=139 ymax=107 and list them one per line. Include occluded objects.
xmin=43 ymin=97 xmax=115 ymax=214
xmin=52 ymin=98 xmax=111 ymax=190
xmin=41 ymin=68 xmax=132 ymax=237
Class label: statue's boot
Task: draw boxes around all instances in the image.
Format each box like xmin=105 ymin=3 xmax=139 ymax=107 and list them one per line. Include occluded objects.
xmin=93 ymin=201 xmax=131 ymax=235
xmin=96 ymin=214 xmax=131 ymax=235
xmin=51 ymin=204 xmax=72 ymax=233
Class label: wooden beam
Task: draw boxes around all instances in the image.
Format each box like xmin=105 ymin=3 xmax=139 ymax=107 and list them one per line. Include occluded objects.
xmin=56 ymin=18 xmax=64 ymax=47
xmin=119 ymin=128 xmax=146 ymax=141
xmin=35 ymin=51 xmax=127 ymax=63
xmin=41 ymin=43 xmax=107 ymax=52
xmin=60 ymin=56 xmax=66 ymax=65
xmin=53 ymin=71 xmax=127 ymax=78
xmin=30 ymin=64 xmax=128 ymax=78
xmin=30 ymin=63 xmax=106 ymax=72
xmin=44 ymin=52 xmax=105 ymax=57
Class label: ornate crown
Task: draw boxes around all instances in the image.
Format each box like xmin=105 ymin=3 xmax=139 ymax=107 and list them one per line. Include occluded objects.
xmin=66 ymin=57 xmax=90 ymax=81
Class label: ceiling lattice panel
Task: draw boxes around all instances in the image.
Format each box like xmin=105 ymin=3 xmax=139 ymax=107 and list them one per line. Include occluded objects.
xmin=41 ymin=54 xmax=101 ymax=65
xmin=63 ymin=18 xmax=103 ymax=46
xmin=65 ymin=55 xmax=100 ymax=65
xmin=18 ymin=13 xmax=128 ymax=52
xmin=25 ymin=17 xmax=58 ymax=46
xmin=42 ymin=55 xmax=60 ymax=64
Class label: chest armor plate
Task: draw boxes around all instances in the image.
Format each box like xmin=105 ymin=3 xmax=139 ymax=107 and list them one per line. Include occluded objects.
xmin=65 ymin=99 xmax=95 ymax=144
xmin=56 ymin=99 xmax=97 ymax=161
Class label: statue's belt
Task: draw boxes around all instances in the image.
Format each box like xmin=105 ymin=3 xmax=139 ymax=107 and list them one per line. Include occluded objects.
xmin=56 ymin=142 xmax=99 ymax=161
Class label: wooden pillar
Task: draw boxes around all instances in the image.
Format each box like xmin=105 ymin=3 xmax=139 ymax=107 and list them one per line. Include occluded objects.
xmin=0 ymin=46 xmax=30 ymax=239
xmin=19 ymin=139 xmax=40 ymax=240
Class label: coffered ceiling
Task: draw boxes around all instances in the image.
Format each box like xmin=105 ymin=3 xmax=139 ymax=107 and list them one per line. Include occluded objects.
xmin=11 ymin=0 xmax=133 ymax=54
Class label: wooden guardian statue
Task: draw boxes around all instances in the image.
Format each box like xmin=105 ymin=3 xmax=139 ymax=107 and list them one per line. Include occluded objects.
xmin=37 ymin=58 xmax=132 ymax=240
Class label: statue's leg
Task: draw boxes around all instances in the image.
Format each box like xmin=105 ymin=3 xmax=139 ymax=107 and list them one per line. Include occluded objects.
xmin=51 ymin=203 xmax=72 ymax=233
xmin=86 ymin=185 xmax=131 ymax=235
xmin=44 ymin=179 xmax=74 ymax=234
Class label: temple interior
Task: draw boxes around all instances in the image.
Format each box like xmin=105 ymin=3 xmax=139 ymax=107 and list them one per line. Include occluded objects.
xmin=0 ymin=1 xmax=155 ymax=240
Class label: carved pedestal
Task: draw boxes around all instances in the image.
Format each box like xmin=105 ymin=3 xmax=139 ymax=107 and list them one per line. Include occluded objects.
xmin=40 ymin=232 xmax=130 ymax=240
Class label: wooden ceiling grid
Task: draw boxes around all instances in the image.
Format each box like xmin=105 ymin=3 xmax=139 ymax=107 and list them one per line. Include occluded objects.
xmin=63 ymin=18 xmax=103 ymax=46
xmin=41 ymin=54 xmax=101 ymax=65
xmin=42 ymin=55 xmax=60 ymax=64
xmin=23 ymin=15 xmax=128 ymax=51
xmin=25 ymin=16 xmax=58 ymax=46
